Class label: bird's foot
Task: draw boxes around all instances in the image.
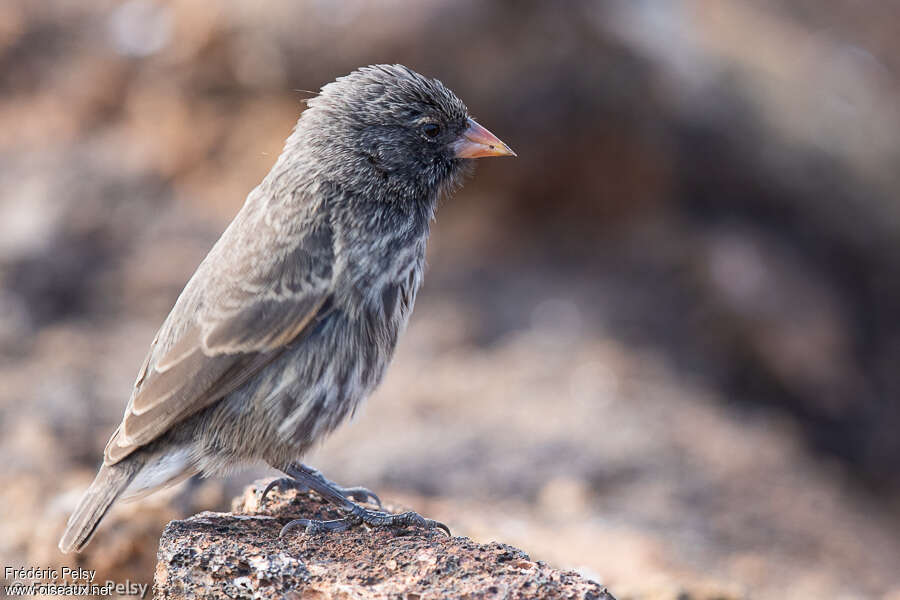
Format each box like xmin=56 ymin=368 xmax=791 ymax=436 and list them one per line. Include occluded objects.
xmin=260 ymin=468 xmax=382 ymax=508
xmin=279 ymin=506 xmax=450 ymax=537
xmin=271 ymin=463 xmax=449 ymax=537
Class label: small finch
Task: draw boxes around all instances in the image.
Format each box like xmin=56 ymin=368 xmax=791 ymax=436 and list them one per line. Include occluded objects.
xmin=59 ymin=64 xmax=514 ymax=552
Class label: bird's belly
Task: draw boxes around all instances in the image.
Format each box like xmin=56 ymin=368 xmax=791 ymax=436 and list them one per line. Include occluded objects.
xmin=193 ymin=305 xmax=404 ymax=471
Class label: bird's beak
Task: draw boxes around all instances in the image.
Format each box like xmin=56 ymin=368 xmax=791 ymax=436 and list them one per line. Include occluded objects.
xmin=452 ymin=118 xmax=516 ymax=159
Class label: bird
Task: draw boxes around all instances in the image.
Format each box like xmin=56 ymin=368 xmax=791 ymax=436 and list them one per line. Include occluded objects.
xmin=58 ymin=64 xmax=515 ymax=553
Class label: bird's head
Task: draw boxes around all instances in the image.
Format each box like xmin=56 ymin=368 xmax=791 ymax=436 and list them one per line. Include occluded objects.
xmin=298 ymin=64 xmax=515 ymax=205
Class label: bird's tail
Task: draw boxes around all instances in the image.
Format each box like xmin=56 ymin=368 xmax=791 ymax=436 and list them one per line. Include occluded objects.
xmin=58 ymin=458 xmax=143 ymax=553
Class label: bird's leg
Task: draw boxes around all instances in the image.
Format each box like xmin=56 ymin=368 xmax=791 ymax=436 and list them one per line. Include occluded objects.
xmin=273 ymin=463 xmax=450 ymax=537
xmin=260 ymin=463 xmax=382 ymax=508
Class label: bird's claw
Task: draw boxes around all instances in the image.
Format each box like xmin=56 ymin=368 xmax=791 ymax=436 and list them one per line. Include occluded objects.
xmin=260 ymin=477 xmax=307 ymax=505
xmin=357 ymin=509 xmax=450 ymax=537
xmin=335 ymin=486 xmax=382 ymax=508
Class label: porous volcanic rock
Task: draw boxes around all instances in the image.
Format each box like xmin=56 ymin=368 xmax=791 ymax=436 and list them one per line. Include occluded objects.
xmin=154 ymin=480 xmax=616 ymax=599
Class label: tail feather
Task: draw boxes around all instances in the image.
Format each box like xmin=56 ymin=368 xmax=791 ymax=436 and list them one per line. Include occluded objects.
xmin=58 ymin=459 xmax=142 ymax=553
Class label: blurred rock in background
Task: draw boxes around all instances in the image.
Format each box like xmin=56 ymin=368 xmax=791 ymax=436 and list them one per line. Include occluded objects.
xmin=1 ymin=1 xmax=899 ymax=598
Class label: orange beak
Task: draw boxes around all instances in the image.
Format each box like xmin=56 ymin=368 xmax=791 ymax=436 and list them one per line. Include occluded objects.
xmin=452 ymin=118 xmax=516 ymax=159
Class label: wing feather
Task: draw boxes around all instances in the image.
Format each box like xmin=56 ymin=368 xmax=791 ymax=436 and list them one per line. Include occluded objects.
xmin=104 ymin=212 xmax=334 ymax=465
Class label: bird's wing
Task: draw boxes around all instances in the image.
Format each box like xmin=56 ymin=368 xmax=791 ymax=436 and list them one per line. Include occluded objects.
xmin=104 ymin=211 xmax=335 ymax=465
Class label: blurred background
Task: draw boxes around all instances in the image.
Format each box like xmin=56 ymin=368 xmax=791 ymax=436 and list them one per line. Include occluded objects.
xmin=2 ymin=1 xmax=900 ymax=598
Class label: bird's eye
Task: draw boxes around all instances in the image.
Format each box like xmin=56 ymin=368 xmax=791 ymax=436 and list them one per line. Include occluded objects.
xmin=422 ymin=123 xmax=441 ymax=138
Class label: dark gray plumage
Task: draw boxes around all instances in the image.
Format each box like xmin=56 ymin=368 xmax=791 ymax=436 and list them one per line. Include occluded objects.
xmin=59 ymin=64 xmax=514 ymax=553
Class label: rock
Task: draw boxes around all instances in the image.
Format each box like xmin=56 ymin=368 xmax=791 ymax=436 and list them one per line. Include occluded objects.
xmin=154 ymin=480 xmax=616 ymax=600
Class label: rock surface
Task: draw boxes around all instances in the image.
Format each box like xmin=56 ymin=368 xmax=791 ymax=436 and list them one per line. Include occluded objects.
xmin=154 ymin=481 xmax=616 ymax=599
